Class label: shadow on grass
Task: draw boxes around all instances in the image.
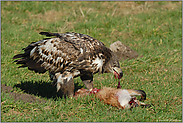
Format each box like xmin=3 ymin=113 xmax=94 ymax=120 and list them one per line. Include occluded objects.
xmin=14 ymin=80 xmax=84 ymax=100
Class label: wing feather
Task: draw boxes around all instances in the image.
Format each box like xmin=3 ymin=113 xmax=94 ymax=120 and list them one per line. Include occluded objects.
xmin=13 ymin=32 xmax=113 ymax=75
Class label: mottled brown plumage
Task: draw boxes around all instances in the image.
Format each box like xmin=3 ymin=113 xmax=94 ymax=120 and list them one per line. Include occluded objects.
xmin=13 ymin=32 xmax=123 ymax=98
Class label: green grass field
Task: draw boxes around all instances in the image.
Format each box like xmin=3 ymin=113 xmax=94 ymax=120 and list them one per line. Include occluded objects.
xmin=1 ymin=1 xmax=182 ymax=122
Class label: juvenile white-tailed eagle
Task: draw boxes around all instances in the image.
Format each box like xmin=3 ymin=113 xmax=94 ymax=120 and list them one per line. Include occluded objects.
xmin=13 ymin=32 xmax=123 ymax=98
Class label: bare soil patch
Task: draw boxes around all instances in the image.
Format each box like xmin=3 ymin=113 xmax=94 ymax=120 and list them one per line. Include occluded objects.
xmin=1 ymin=84 xmax=46 ymax=103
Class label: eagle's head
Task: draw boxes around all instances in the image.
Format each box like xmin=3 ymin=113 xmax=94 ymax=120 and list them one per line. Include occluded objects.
xmin=103 ymin=51 xmax=123 ymax=79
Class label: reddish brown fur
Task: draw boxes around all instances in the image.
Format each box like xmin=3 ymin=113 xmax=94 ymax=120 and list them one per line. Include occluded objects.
xmin=95 ymin=87 xmax=121 ymax=108
xmin=74 ymin=88 xmax=90 ymax=98
xmin=74 ymin=87 xmax=149 ymax=109
xmin=74 ymin=87 xmax=123 ymax=109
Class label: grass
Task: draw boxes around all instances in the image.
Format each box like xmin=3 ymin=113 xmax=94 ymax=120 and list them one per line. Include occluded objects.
xmin=1 ymin=1 xmax=182 ymax=122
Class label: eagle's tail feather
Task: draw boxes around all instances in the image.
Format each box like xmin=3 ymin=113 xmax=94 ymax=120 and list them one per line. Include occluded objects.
xmin=13 ymin=44 xmax=47 ymax=73
xmin=14 ymin=59 xmax=26 ymax=64
xmin=12 ymin=54 xmax=25 ymax=59
xmin=18 ymin=64 xmax=28 ymax=68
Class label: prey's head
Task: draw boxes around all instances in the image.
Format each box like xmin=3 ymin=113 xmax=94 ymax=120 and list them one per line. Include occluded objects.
xmin=103 ymin=52 xmax=123 ymax=79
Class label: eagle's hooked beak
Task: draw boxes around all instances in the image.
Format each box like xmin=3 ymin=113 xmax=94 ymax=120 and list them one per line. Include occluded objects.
xmin=113 ymin=67 xmax=123 ymax=79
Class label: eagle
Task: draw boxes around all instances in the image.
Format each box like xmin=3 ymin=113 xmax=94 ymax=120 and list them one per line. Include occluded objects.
xmin=13 ymin=32 xmax=123 ymax=98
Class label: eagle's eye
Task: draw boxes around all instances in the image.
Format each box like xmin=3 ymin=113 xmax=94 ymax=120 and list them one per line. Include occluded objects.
xmin=113 ymin=64 xmax=117 ymax=67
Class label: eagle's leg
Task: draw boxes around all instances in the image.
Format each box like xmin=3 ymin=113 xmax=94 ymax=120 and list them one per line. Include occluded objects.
xmin=80 ymin=74 xmax=93 ymax=91
xmin=54 ymin=72 xmax=74 ymax=98
xmin=57 ymin=79 xmax=74 ymax=98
